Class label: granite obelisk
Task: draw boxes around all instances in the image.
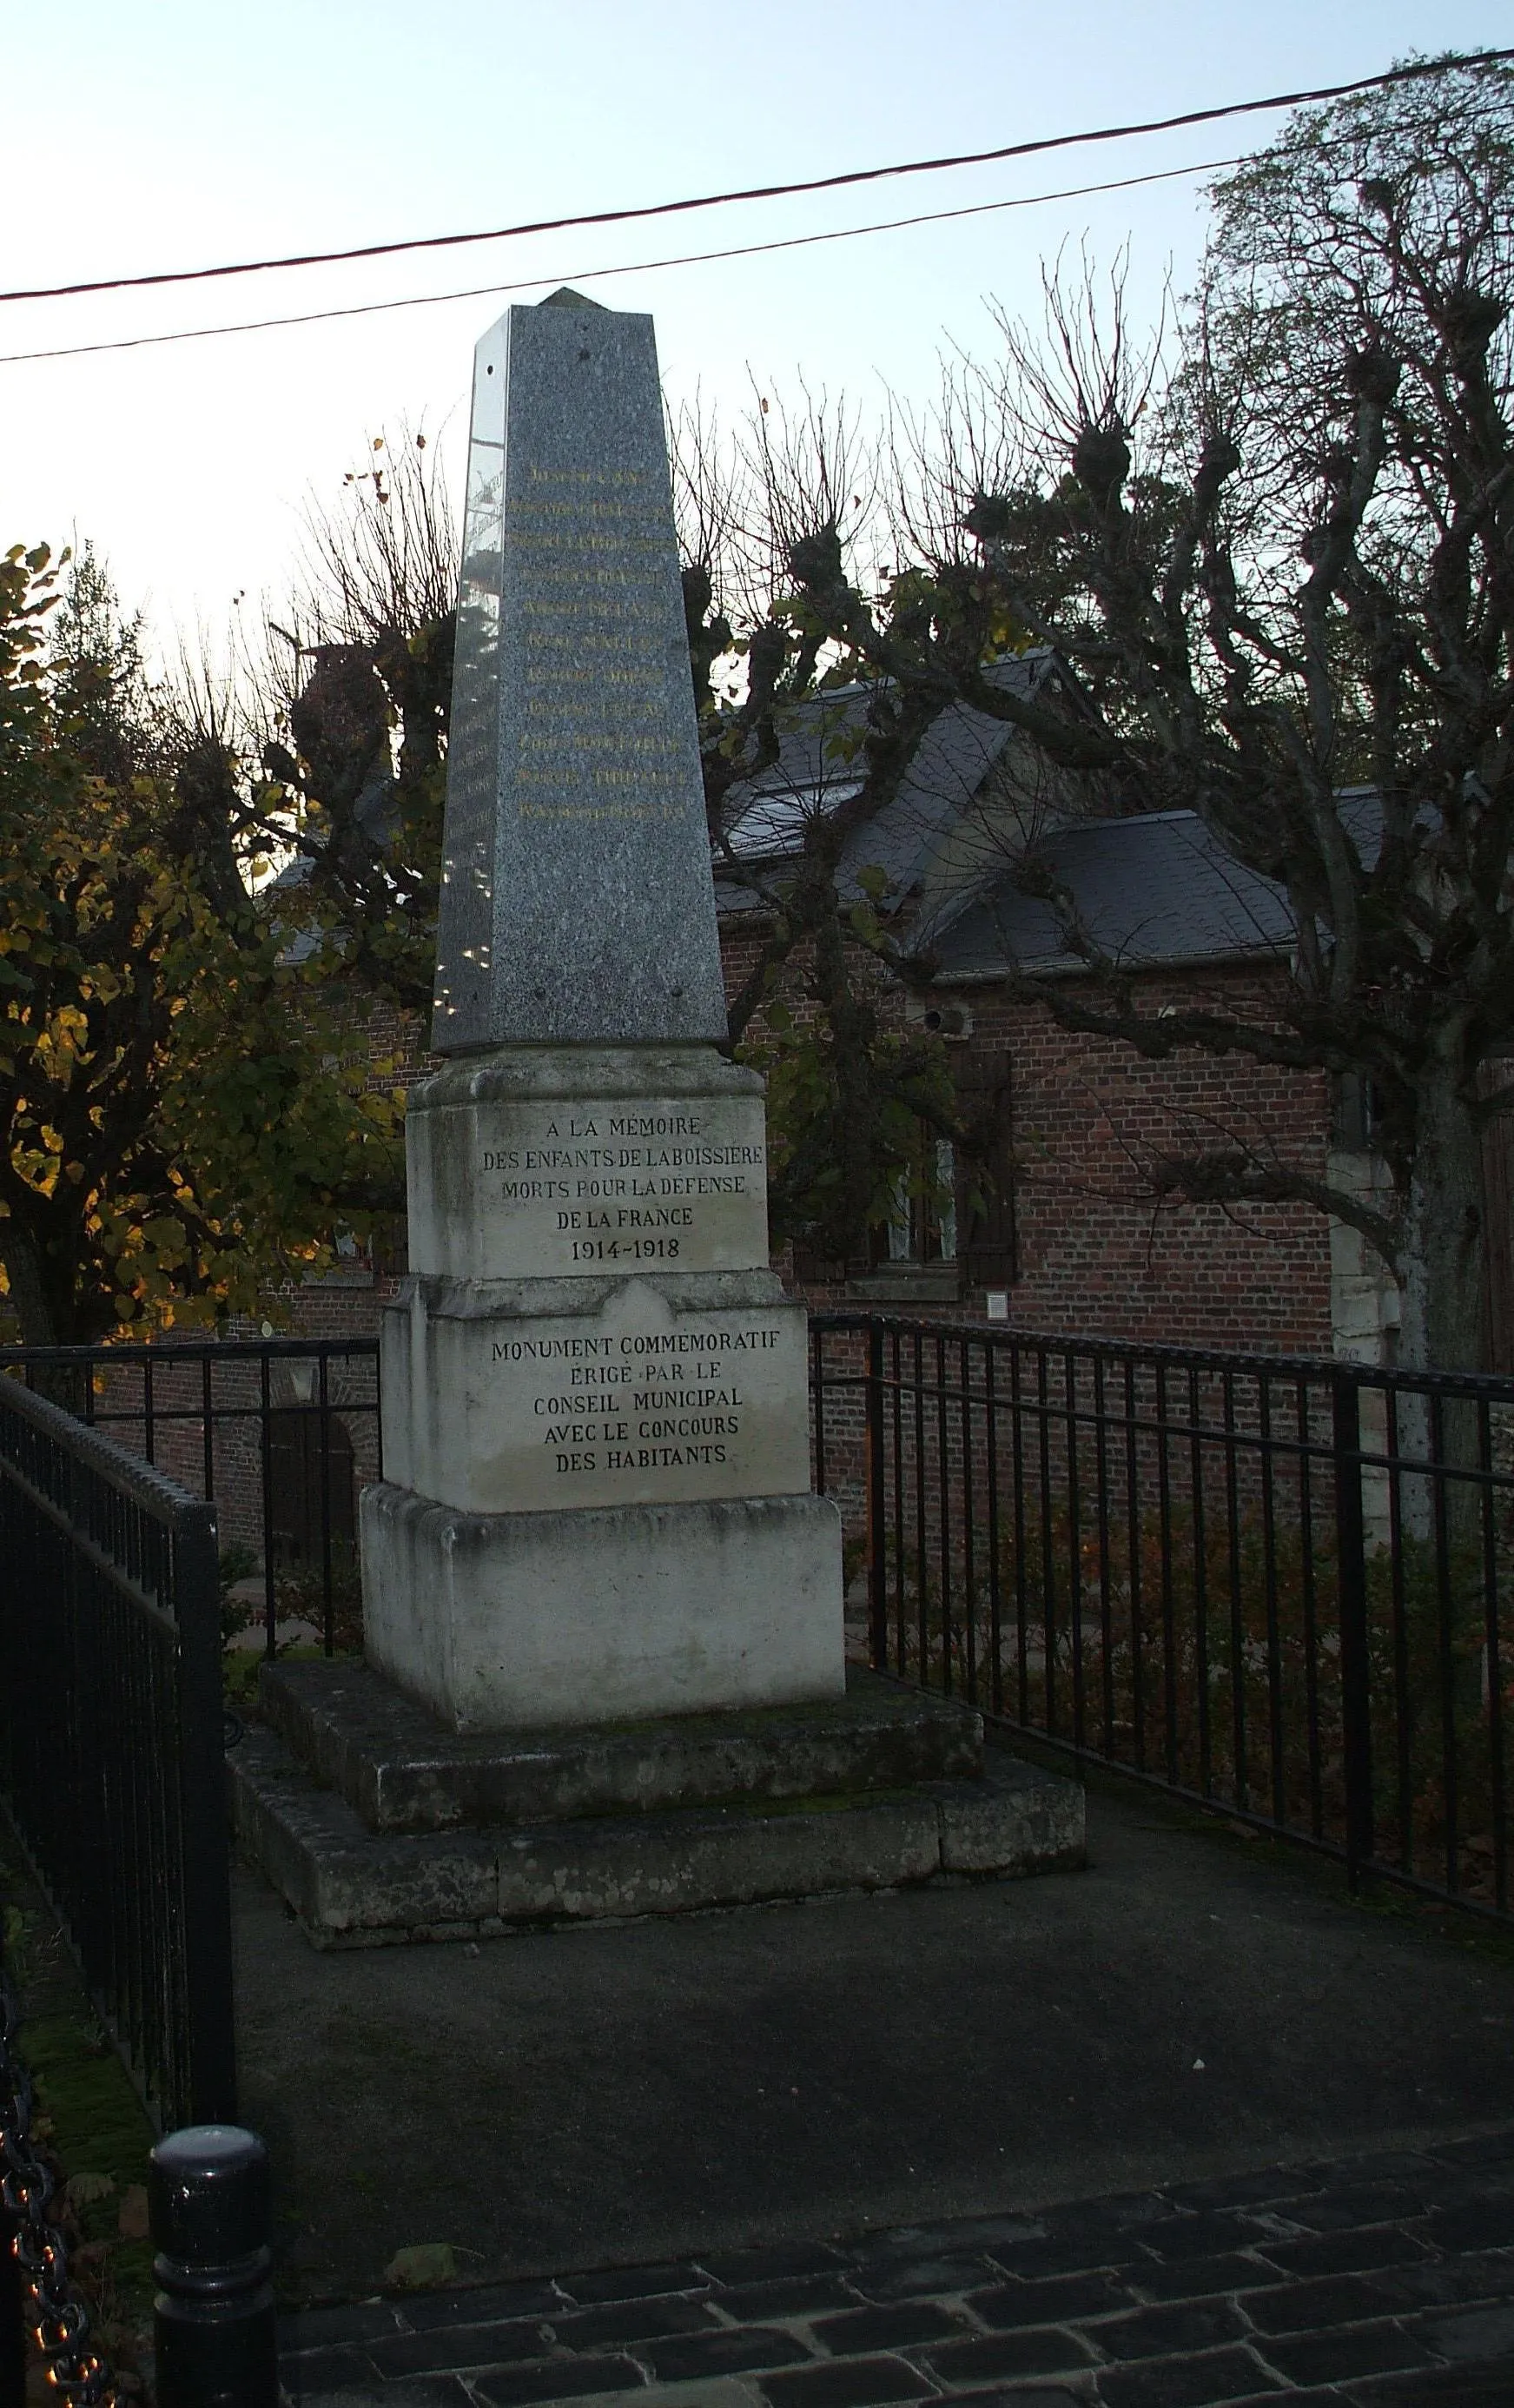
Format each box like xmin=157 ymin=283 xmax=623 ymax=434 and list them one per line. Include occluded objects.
xmin=360 ymin=292 xmax=845 ymax=1731
xmin=235 ymin=310 xmax=1081 ymax=1928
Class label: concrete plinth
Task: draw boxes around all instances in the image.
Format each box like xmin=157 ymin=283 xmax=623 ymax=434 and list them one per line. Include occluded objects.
xmin=228 ymin=1661 xmax=1088 ymax=1948
xmin=256 ymin=1657 xmax=983 ymax=1830
xmin=361 ymin=1484 xmax=844 ymax=1731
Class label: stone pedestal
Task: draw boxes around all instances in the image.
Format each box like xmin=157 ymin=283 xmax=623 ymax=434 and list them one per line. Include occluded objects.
xmin=361 ymin=1490 xmax=843 ymax=1730
xmin=364 ymin=1043 xmax=845 ymax=1733
xmin=229 ymin=1660 xmax=1087 ymax=1947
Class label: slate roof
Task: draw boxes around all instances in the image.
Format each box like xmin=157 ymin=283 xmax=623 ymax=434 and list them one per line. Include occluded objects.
xmin=716 ymin=653 xmax=1050 ymax=910
xmin=924 ymin=791 xmax=1384 ymax=979
xmin=717 ymin=661 xmax=1388 ymax=981
xmin=925 ymin=808 xmax=1293 ymax=977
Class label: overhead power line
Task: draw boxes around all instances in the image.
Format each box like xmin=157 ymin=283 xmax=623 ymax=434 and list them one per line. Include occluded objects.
xmin=3 ymin=47 xmax=1511 ymax=312
xmin=0 ymin=156 xmax=1245 ymax=367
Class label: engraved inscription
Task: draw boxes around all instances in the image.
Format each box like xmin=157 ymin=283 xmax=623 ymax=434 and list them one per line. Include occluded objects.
xmin=488 ymin=1324 xmax=781 ymax=1479
xmin=387 ymin=1280 xmax=810 ymax=1512
xmin=506 ymin=465 xmax=686 ymax=827
xmin=433 ymin=319 xmax=506 ymax=1034
xmin=456 ymin=1095 xmax=768 ymax=1278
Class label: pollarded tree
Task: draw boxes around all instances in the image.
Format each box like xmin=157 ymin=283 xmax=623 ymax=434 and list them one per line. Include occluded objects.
xmin=672 ymin=388 xmax=984 ymax=1267
xmin=250 ymin=430 xmax=455 ymax=1019
xmin=760 ymin=52 xmax=1514 ymax=1369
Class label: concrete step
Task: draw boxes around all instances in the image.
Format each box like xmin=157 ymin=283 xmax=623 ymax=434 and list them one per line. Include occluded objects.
xmin=229 ymin=1718 xmax=1085 ymax=1949
xmin=258 ymin=1657 xmax=987 ymax=1834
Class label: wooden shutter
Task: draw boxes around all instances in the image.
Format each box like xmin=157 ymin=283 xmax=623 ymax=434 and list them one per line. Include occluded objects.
xmin=953 ymin=1044 xmax=1016 ymax=1287
xmin=791 ymin=1242 xmax=856 ymax=1287
xmin=1479 ymin=1059 xmax=1514 ymax=1373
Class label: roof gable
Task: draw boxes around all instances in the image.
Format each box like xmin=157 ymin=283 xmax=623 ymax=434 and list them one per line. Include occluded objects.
xmin=716 ymin=653 xmax=1051 ymax=910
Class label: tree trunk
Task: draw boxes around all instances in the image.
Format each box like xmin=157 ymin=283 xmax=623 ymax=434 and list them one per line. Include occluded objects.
xmin=0 ymin=1226 xmax=66 ymax=1348
xmin=1395 ymin=1070 xmax=1489 ymax=1374
xmin=0 ymin=1227 xmax=94 ymax=1415
xmin=1386 ymin=1072 xmax=1497 ymax=1573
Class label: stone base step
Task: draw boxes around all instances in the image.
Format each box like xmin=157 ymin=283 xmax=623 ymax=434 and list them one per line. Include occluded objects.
xmin=228 ymin=1724 xmax=1085 ymax=1948
xmin=258 ymin=1658 xmax=985 ymax=1834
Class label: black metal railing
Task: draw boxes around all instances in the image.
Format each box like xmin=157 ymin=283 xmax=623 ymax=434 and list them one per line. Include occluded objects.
xmin=6 ymin=1320 xmax=1510 ymax=1931
xmin=0 ymin=1340 xmax=380 ymax=1657
xmin=810 ymin=1313 xmax=1512 ymax=1927
xmin=2 ymin=1919 xmax=116 ymax=2405
xmin=0 ymin=1379 xmax=236 ymax=2130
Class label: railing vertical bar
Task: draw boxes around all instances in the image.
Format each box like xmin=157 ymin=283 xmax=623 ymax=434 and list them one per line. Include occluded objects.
xmin=1190 ymin=1365 xmax=1211 ymax=1799
xmin=1479 ymin=1395 xmax=1506 ymax=1915
xmin=1385 ymin=1382 xmax=1412 ymax=1875
xmin=109 ymin=1557 xmax=149 ymax=2105
xmin=1094 ymin=1353 xmax=1114 ymax=1756
xmin=913 ymin=1325 xmax=928 ymax=1691
xmin=1025 ymin=1358 xmax=1049 ymax=1733
xmin=985 ymin=1343 xmax=1003 ymax=1718
xmin=1012 ymin=1339 xmax=1028 ymax=1726
xmin=1064 ymin=1348 xmax=1083 ymax=1752
xmin=1223 ymin=1366 xmax=1246 ymax=1813
xmin=134 ymin=1560 xmax=169 ymax=2121
xmin=891 ymin=1327 xmax=906 ymax=1677
xmin=867 ymin=1323 xmax=888 ymax=1672
xmin=260 ymin=1352 xmax=277 ymax=1659
xmin=175 ymin=1502 xmax=238 ymax=2122
xmin=810 ymin=1323 xmax=827 ymax=1495
xmin=1334 ymin=1364 xmax=1374 ymax=1893
xmin=201 ymin=1353 xmax=215 ymax=1503
xmin=1298 ymin=1375 xmax=1325 ymax=1843
xmin=318 ymin=1353 xmax=334 ymax=1657
xmin=936 ymin=1329 xmax=953 ymax=1697
xmin=1259 ymin=1373 xmax=1286 ymax=1829
xmin=1430 ymin=1388 xmax=1459 ymax=1897
xmin=1025 ymin=1348 xmax=1049 ymax=1743
xmin=1127 ymin=1358 xmax=1145 ymax=1774
xmin=960 ymin=1335 xmax=977 ymax=1707
xmin=1158 ymin=1361 xmax=1178 ymax=1789
xmin=149 ymin=1571 xmax=184 ymax=2121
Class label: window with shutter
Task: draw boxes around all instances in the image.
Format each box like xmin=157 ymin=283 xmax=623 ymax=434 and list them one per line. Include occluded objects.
xmin=1479 ymin=1058 xmax=1514 ymax=1372
xmin=954 ymin=1043 xmax=1016 ymax=1287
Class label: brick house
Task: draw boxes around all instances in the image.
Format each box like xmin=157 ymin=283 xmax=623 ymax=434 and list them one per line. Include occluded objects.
xmin=714 ymin=668 xmax=1404 ymax=1367
xmin=228 ymin=670 xmax=1514 ymax=1566
xmin=279 ymin=659 xmax=1514 ymax=1392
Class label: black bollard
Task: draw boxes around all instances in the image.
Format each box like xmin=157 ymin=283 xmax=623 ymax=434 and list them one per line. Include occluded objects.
xmin=149 ymin=2127 xmax=277 ymax=2408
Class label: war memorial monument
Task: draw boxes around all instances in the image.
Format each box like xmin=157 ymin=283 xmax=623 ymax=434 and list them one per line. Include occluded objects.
xmin=231 ymin=292 xmax=1082 ymax=1941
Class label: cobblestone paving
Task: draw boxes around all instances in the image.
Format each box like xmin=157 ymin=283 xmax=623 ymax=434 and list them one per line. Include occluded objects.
xmin=281 ymin=2129 xmax=1514 ymax=2408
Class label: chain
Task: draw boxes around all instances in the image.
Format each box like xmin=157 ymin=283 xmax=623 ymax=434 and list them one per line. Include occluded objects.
xmin=1 ymin=1947 xmax=117 ymax=2407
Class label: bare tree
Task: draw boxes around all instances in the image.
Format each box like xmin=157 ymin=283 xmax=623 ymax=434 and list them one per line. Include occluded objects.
xmin=762 ymin=54 xmax=1514 ymax=1369
xmin=249 ymin=427 xmax=459 ymax=1017
xmin=202 ymin=59 xmax=1513 ymax=1339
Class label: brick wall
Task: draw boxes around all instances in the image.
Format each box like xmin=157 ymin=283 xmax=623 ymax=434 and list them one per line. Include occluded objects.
xmin=951 ymin=964 xmax=1335 ymax=1357
xmin=265 ymin=934 xmax=1337 ymax=1366
xmin=729 ymin=913 xmax=1338 ymax=1359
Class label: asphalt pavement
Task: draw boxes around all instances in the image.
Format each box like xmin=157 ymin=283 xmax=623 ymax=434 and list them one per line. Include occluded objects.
xmin=231 ymin=1753 xmax=1514 ymax=2309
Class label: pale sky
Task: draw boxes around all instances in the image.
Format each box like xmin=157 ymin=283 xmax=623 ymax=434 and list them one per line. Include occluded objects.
xmin=3 ymin=2 xmax=1507 ymax=657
